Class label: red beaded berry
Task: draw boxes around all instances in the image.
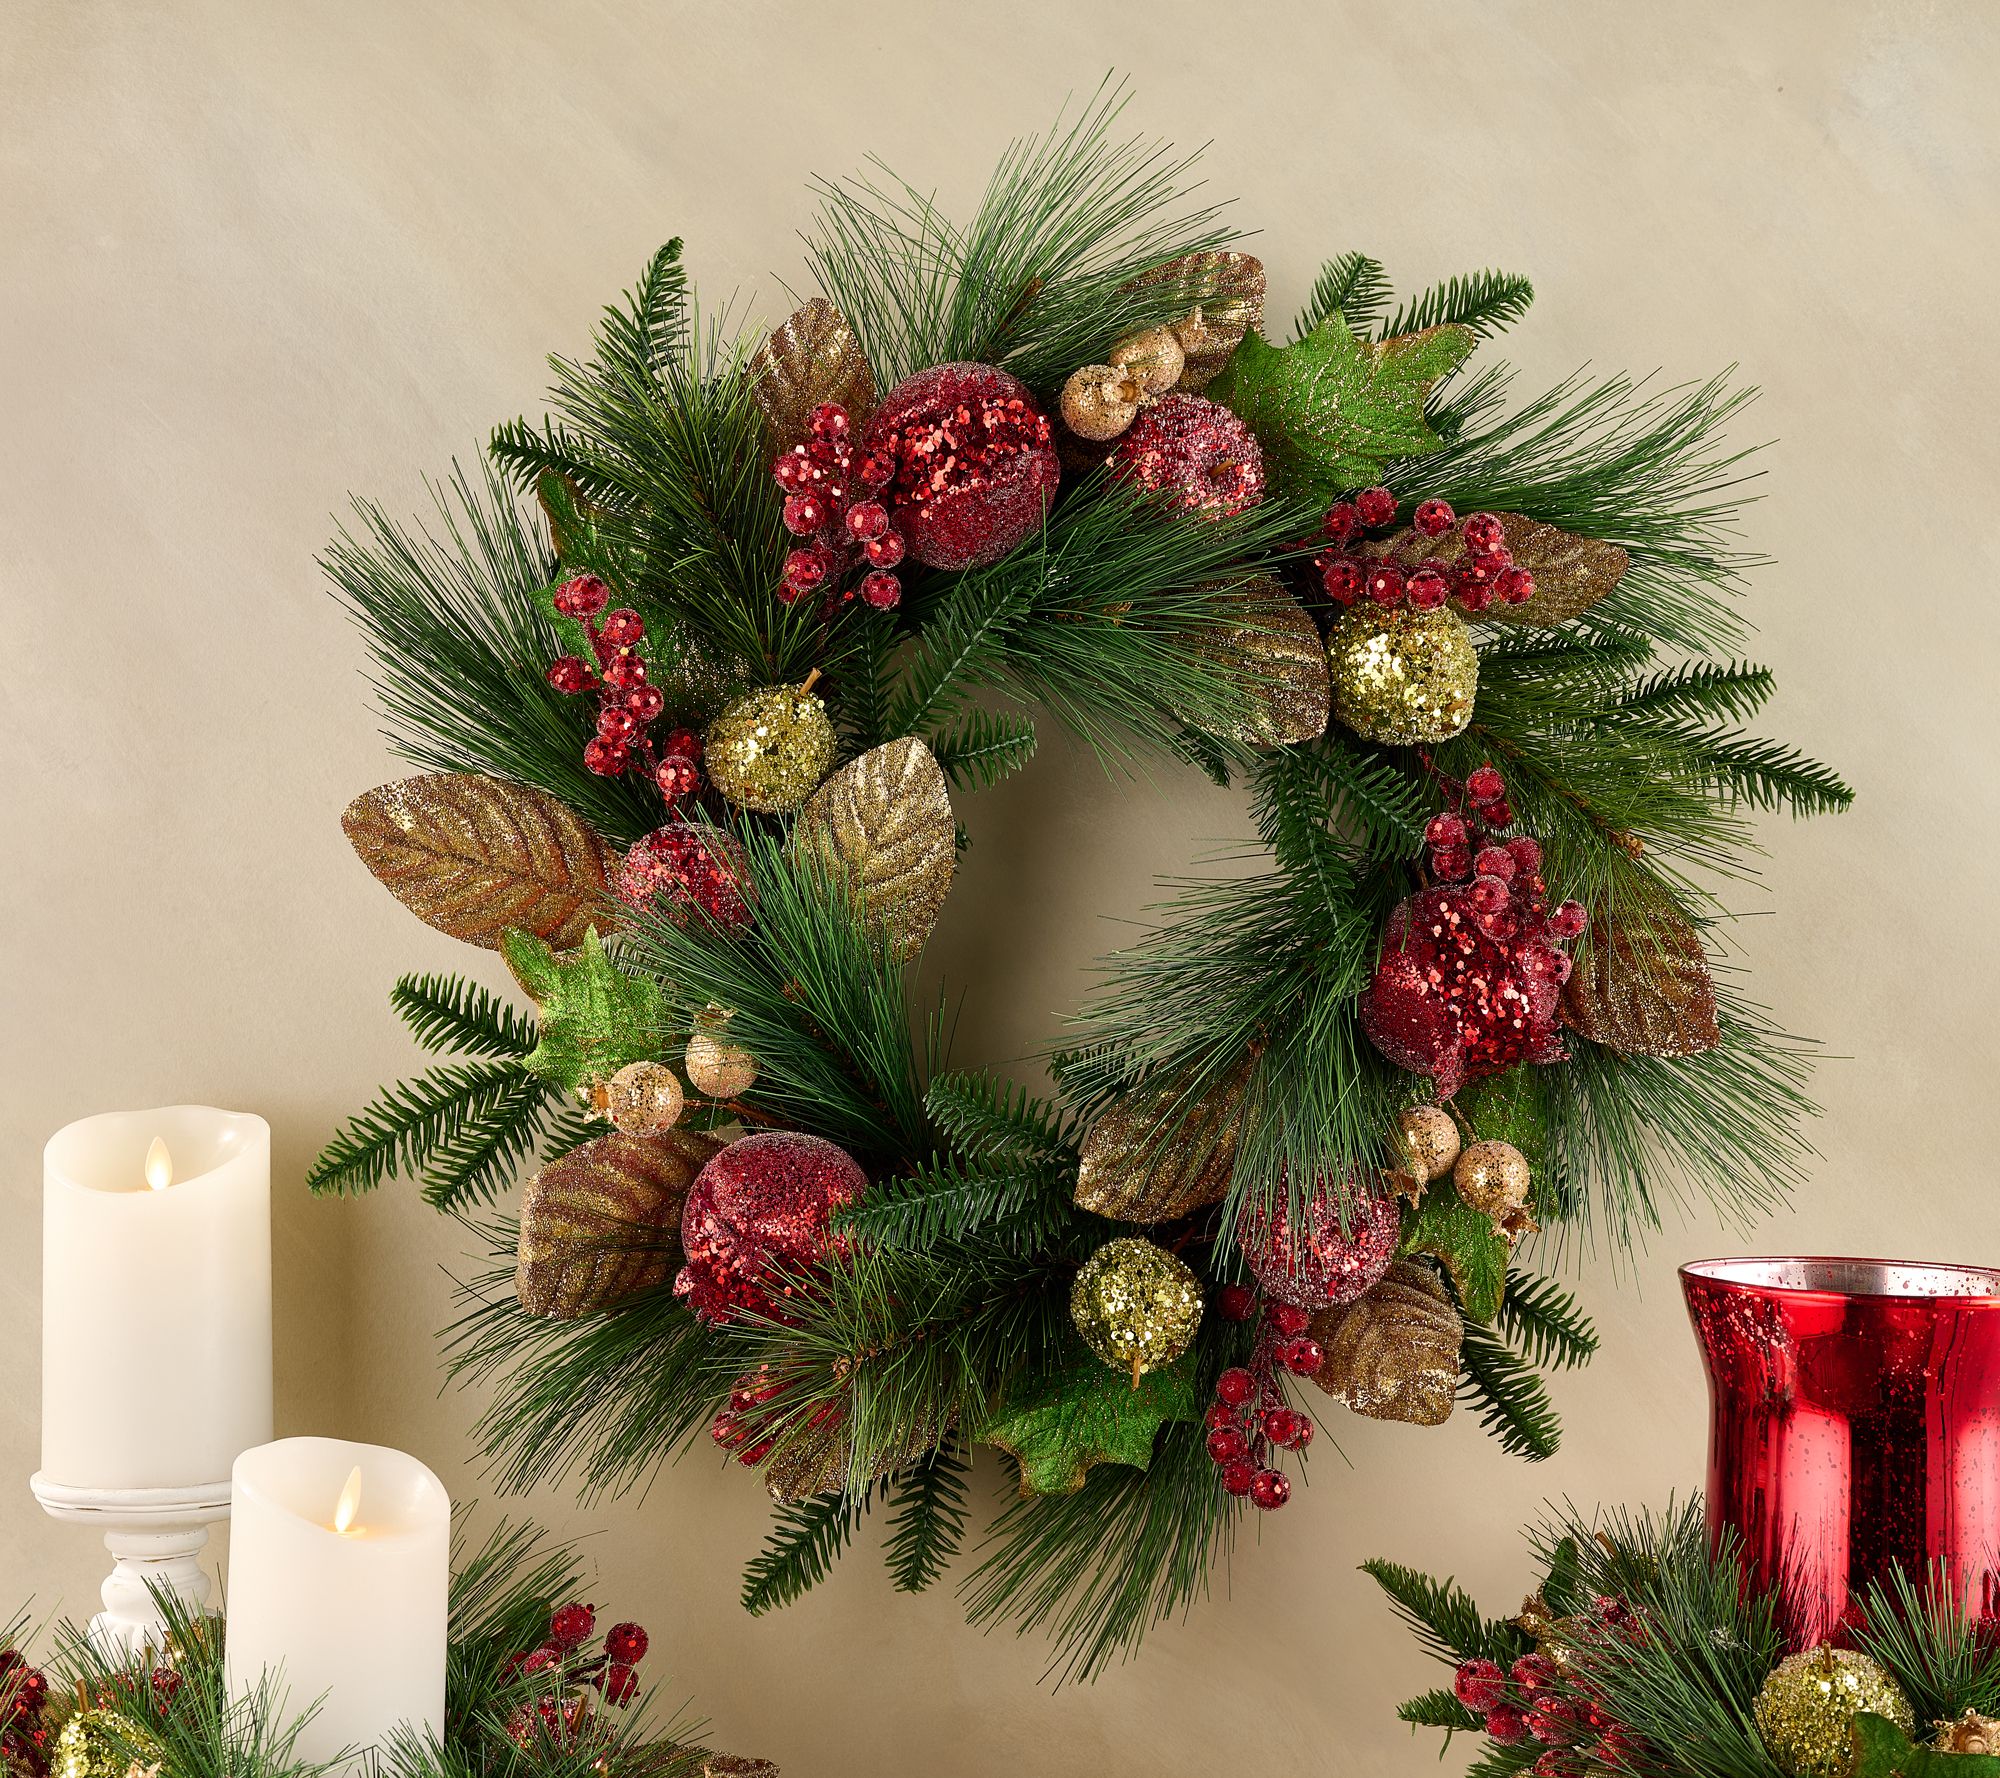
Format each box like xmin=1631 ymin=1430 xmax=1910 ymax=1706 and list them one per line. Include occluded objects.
xmin=863 ymin=529 xmax=905 ymax=569
xmin=1220 ymin=1458 xmax=1257 ymax=1497
xmin=1406 ymin=564 xmax=1451 ymax=610
xmin=521 ymin=1646 xmax=560 ymax=1676
xmin=597 ymin=706 xmax=638 ymax=745
xmin=654 ymin=755 xmax=699 ymax=802
xmin=1267 ymin=1301 xmax=1311 ymax=1337
xmin=1354 ymin=486 xmax=1397 ymax=528
xmin=1484 ymin=797 xmax=1515 ymax=829
xmin=1425 ymin=813 xmax=1468 ymax=851
xmin=1498 ymin=565 xmax=1537 ymax=605
xmin=859 ymin=570 xmax=902 ymax=611
xmin=599 ymin=609 xmax=644 ymax=649
xmin=1217 ymin=1282 xmax=1257 ymax=1321
xmin=1261 ymin=1407 xmax=1302 ymax=1445
xmin=623 ymin=684 xmax=665 ymax=724
xmin=783 ymin=547 xmax=827 ymax=592
xmin=1506 ymin=835 xmax=1543 ymax=875
xmin=1485 ymin=1706 xmax=1530 ymax=1745
xmin=553 ymin=574 xmax=611 ymax=618
xmin=601 ymin=1664 xmax=639 ymax=1707
xmin=602 ymin=654 xmax=646 ymax=691
xmin=1430 ymin=845 xmax=1472 ymax=881
xmin=583 ymin=738 xmax=629 ymax=776
xmin=782 ymin=494 xmax=826 ymax=536
xmin=1215 ymin=1366 xmax=1256 ymax=1407
xmin=1280 ymin=1335 xmax=1324 ymax=1376
xmin=1512 ymin=1654 xmax=1558 ymax=1696
xmin=1466 ymin=765 xmax=1506 ymax=805
xmin=1321 ymin=501 xmax=1360 ymax=544
xmin=1455 ymin=1659 xmax=1507 ymax=1713
xmin=1249 ymin=1468 xmax=1290 ymax=1511
xmin=810 ymin=401 xmax=848 ymax=437
xmin=1321 ymin=557 xmax=1366 ymax=605
xmin=1413 ymin=498 xmax=1456 ymax=537
xmin=1462 ymin=512 xmax=1507 ymax=557
xmin=546 ymin=656 xmax=593 ymax=695
xmin=548 ymin=1602 xmax=595 ymax=1650
xmin=845 ymin=501 xmax=889 ymax=542
xmin=1549 ymin=900 xmax=1588 ymax=939
xmin=1365 ymin=564 xmax=1406 ymax=609
xmin=1206 ymin=1425 xmax=1250 ymax=1463
xmin=1455 ymin=568 xmax=1497 ymax=613
xmin=1204 ymin=1401 xmax=1238 ymax=1431
xmin=661 ymin=728 xmax=701 ymax=761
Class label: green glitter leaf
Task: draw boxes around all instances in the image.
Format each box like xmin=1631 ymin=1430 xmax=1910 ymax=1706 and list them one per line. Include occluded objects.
xmin=1398 ymin=1175 xmax=1509 ymax=1323
xmin=1849 ymin=1712 xmax=2000 ymax=1777
xmin=1209 ymin=314 xmax=1475 ymax=498
xmin=977 ymin=1350 xmax=1200 ymax=1497
xmin=501 ymin=925 xmax=666 ymax=1093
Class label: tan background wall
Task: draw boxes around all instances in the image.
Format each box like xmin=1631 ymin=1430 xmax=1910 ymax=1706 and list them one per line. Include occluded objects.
xmin=5 ymin=3 xmax=1997 ymax=1771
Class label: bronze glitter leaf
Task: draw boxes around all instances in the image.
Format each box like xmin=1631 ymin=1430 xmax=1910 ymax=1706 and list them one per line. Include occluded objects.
xmin=515 ymin=1128 xmax=723 ymax=1318
xmin=762 ymin=1411 xmax=948 ymax=1506
xmin=1125 ymin=251 xmax=1266 ymax=389
xmin=1361 ymin=512 xmax=1629 ymax=628
xmin=1561 ymin=896 xmax=1722 ymax=1058
xmin=749 ymin=298 xmax=878 ymax=455
xmin=1196 ymin=575 xmax=1331 ymax=747
xmin=791 ymin=737 xmax=956 ymax=962
xmin=342 ymin=773 xmax=618 ymax=952
xmin=1307 ymin=1260 xmax=1462 ymax=1426
xmin=1073 ymin=1057 xmax=1255 ymax=1223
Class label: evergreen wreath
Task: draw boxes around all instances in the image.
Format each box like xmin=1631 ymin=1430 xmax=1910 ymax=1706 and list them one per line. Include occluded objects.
xmin=312 ymin=85 xmax=1851 ymax=1681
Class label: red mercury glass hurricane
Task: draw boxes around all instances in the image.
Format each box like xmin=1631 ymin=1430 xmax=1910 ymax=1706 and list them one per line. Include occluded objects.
xmin=1682 ymin=1257 xmax=2000 ymax=1649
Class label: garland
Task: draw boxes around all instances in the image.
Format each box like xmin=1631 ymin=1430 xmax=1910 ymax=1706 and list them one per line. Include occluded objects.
xmin=1373 ymin=1501 xmax=2000 ymax=1777
xmin=0 ymin=1519 xmax=770 ymax=1778
xmin=311 ymin=84 xmax=1850 ymax=1679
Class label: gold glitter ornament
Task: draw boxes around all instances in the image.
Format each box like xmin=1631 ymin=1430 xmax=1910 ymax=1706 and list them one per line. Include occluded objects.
xmin=53 ymin=1713 xmax=153 ymax=1778
xmin=1107 ymin=325 xmax=1186 ymax=396
xmin=1059 ymin=364 xmax=1144 ymax=442
xmin=1936 ymin=1710 xmax=2000 ymax=1755
xmin=684 ymin=1005 xmax=757 ymax=1099
xmin=1453 ymin=1141 xmax=1532 ymax=1218
xmin=603 ymin=1060 xmax=685 ymax=1135
xmin=1395 ymin=1104 xmax=1462 ymax=1189
xmin=704 ymin=680 xmax=836 ymax=814
xmin=1327 ymin=603 xmax=1478 ymax=745
xmin=1753 ymin=1646 xmax=1914 ymax=1778
xmin=1307 ymin=1260 xmax=1462 ymax=1425
xmin=1069 ymin=1237 xmax=1203 ymax=1383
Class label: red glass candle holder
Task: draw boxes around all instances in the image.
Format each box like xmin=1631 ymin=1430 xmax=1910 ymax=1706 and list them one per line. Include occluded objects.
xmin=1681 ymin=1257 xmax=2000 ymax=1648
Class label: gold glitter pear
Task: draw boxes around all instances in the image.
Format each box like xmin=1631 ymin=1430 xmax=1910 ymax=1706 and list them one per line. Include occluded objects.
xmin=704 ymin=683 xmax=836 ymax=814
xmin=1453 ymin=1141 xmax=1532 ymax=1218
xmin=1328 ymin=603 xmax=1478 ymax=745
xmin=1069 ymin=1237 xmax=1203 ymax=1380
xmin=685 ymin=1005 xmax=757 ymax=1099
xmin=791 ymin=736 xmax=956 ymax=961
xmin=1753 ymin=1646 xmax=1913 ymax=1778
xmin=603 ymin=1060 xmax=686 ymax=1136
xmin=515 ymin=1129 xmax=721 ymax=1318
xmin=1107 ymin=325 xmax=1186 ymax=396
xmin=1308 ymin=1260 xmax=1462 ymax=1425
xmin=1396 ymin=1105 xmax=1462 ymax=1188
xmin=1060 ymin=363 xmax=1143 ymax=441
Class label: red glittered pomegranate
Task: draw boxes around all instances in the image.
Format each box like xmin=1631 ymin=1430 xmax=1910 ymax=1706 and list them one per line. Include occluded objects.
xmin=861 ymin=362 xmax=1059 ymax=570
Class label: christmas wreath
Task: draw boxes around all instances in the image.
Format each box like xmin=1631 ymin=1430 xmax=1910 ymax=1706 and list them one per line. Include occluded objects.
xmin=312 ymin=87 xmax=1851 ymax=1679
xmin=0 ymin=1518 xmax=771 ymax=1778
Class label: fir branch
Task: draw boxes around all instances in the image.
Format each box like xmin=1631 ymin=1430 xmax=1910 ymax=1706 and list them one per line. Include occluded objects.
xmin=1294 ymin=251 xmax=1394 ymax=339
xmin=836 ymin=1160 xmax=1077 ymax=1253
xmin=393 ymin=973 xmax=538 ymax=1059
xmin=1637 ymin=722 xmax=1857 ymax=818
xmin=882 ymin=1440 xmax=972 ymax=1594
xmin=1464 ymin=1748 xmax=1543 ymax=1778
xmin=538 ymin=1099 xmax=603 ymax=1162
xmin=1360 ymin=1558 xmax=1527 ymax=1667
xmin=1496 ymin=1271 xmax=1601 ymax=1372
xmin=926 ymin=706 xmax=1039 ymax=793
xmin=420 ymin=1069 xmax=556 ymax=1211
xmin=1279 ymin=727 xmax=1433 ymax=859
xmin=1382 ymin=269 xmax=1535 ymax=342
xmin=1616 ymin=660 xmax=1777 ymax=725
xmin=309 ymin=1062 xmax=544 ymax=1198
xmin=1398 ymin=1688 xmax=1486 ymax=1733
xmin=1459 ymin=1320 xmax=1563 ymax=1462
xmin=590 ymin=239 xmax=689 ymax=385
xmin=741 ymin=1489 xmax=875 ymax=1616
xmin=925 ymin=1072 xmax=1081 ymax=1168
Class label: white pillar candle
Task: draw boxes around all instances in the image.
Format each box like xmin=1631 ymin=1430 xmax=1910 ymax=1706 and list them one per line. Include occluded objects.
xmin=225 ymin=1437 xmax=449 ymax=1772
xmin=42 ymin=1105 xmax=272 ymax=1488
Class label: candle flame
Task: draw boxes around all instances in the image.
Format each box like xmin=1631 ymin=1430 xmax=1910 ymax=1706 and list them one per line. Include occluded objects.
xmin=333 ymin=1466 xmax=363 ymax=1536
xmin=144 ymin=1137 xmax=174 ymax=1192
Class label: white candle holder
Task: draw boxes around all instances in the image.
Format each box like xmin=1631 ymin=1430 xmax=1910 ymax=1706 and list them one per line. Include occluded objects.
xmin=31 ymin=1471 xmax=230 ymax=1655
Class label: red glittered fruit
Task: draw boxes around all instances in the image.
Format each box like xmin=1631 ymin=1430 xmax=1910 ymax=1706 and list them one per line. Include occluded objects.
xmin=861 ymin=363 xmax=1059 ymax=571
xmin=1111 ymin=393 xmax=1265 ymax=518
xmin=615 ymin=824 xmax=752 ymax=930
xmin=674 ymin=1132 xmax=868 ymax=1325
xmin=1236 ymin=1180 xmax=1399 ymax=1309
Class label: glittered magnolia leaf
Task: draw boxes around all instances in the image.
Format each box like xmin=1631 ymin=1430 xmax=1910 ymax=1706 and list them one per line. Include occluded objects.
xmin=1073 ymin=1057 xmax=1255 ymax=1223
xmin=341 ymin=774 xmax=617 ymax=952
xmin=1124 ymin=250 xmax=1266 ymax=389
xmin=1208 ymin=316 xmax=1475 ymax=497
xmin=750 ymin=298 xmax=878 ymax=455
xmin=1562 ymin=898 xmax=1721 ymax=1058
xmin=790 ymin=737 xmax=955 ymax=962
xmin=1397 ymin=1176 xmax=1509 ymax=1323
xmin=501 ymin=926 xmax=666 ymax=1093
xmin=1362 ymin=511 xmax=1630 ymax=629
xmin=978 ymin=1354 xmax=1200 ymax=1497
xmin=1848 ymin=1712 xmax=2000 ymax=1778
xmin=1195 ymin=576 xmax=1331 ymax=747
xmin=761 ymin=1410 xmax=948 ymax=1505
xmin=1308 ymin=1260 xmax=1462 ymax=1426
xmin=516 ymin=1128 xmax=722 ymax=1317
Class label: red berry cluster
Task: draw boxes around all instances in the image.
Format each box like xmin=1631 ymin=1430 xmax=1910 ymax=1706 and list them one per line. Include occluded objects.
xmin=543 ymin=574 xmax=707 ymax=799
xmin=1203 ymin=1287 xmax=1325 ymax=1511
xmin=1423 ymin=769 xmax=1586 ymax=947
xmin=502 ymin=1600 xmax=651 ymax=1749
xmin=1452 ymin=1598 xmax=1641 ymax=1773
xmin=1317 ymin=491 xmax=1536 ymax=614
xmin=1 ymin=1648 xmax=51 ymax=1778
xmin=774 ymin=402 xmax=905 ymax=612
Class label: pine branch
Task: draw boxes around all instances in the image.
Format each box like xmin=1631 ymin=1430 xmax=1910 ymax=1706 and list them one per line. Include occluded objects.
xmin=1459 ymin=1321 xmax=1563 ymax=1462
xmin=882 ymin=1440 xmax=972 ymax=1594
xmin=1382 ymin=269 xmax=1535 ymax=342
xmin=1496 ymin=1271 xmax=1601 ymax=1372
xmin=926 ymin=706 xmax=1038 ymax=793
xmin=392 ymin=973 xmax=537 ymax=1059
xmin=1360 ymin=1558 xmax=1527 ymax=1666
xmin=1293 ymin=251 xmax=1393 ymax=339
xmin=1852 ymin=1561 xmax=2000 ymax=1727
xmin=310 ymin=1061 xmax=543 ymax=1198
xmin=741 ymin=1489 xmax=875 ymax=1616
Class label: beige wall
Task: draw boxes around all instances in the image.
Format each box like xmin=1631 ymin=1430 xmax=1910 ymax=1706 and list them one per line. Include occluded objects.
xmin=5 ymin=2 xmax=1997 ymax=1771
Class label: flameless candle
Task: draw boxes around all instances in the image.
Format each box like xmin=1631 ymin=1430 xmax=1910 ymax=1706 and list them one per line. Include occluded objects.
xmin=41 ymin=1106 xmax=272 ymax=1488
xmin=225 ymin=1437 xmax=449 ymax=1771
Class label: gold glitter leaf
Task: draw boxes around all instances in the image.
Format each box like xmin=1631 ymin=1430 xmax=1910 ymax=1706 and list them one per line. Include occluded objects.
xmin=791 ymin=737 xmax=956 ymax=962
xmin=1073 ymin=1057 xmax=1255 ymax=1223
xmin=515 ymin=1128 xmax=722 ymax=1318
xmin=1308 ymin=1260 xmax=1462 ymax=1426
xmin=1126 ymin=251 xmax=1266 ymax=389
xmin=1562 ymin=897 xmax=1721 ymax=1058
xmin=341 ymin=773 xmax=618 ymax=951
xmin=1196 ymin=576 xmax=1331 ymax=747
xmin=749 ymin=298 xmax=877 ymax=455
xmin=1362 ymin=512 xmax=1629 ymax=628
